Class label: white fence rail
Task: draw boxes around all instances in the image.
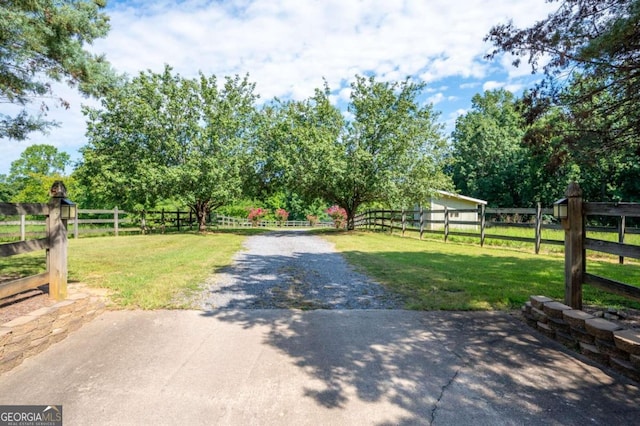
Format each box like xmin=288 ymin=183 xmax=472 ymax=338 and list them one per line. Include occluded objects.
xmin=1 ymin=209 xmax=334 ymax=240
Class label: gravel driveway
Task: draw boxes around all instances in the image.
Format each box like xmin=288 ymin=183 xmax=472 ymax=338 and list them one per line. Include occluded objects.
xmin=197 ymin=230 xmax=403 ymax=310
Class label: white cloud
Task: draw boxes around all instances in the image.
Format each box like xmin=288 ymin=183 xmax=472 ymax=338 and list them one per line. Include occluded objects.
xmin=95 ymin=0 xmax=556 ymax=98
xmin=427 ymin=93 xmax=445 ymax=105
xmin=482 ymin=80 xmax=504 ymax=91
xmin=427 ymin=93 xmax=457 ymax=105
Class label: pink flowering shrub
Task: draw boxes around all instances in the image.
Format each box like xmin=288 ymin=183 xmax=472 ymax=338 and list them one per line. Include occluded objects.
xmin=326 ymin=205 xmax=347 ymax=228
xmin=248 ymin=207 xmax=267 ymax=226
xmin=275 ymin=208 xmax=289 ymax=225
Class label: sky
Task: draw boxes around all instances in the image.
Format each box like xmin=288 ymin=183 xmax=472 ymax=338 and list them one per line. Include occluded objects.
xmin=0 ymin=0 xmax=559 ymax=176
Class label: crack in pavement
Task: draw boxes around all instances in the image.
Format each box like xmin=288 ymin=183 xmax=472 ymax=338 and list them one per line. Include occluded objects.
xmin=430 ymin=369 xmax=460 ymax=425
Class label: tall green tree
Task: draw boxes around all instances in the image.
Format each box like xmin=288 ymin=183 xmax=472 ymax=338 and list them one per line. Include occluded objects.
xmin=9 ymin=144 xmax=70 ymax=179
xmin=485 ymin=0 xmax=640 ymax=158
xmin=522 ymin=103 xmax=640 ymax=203
xmin=450 ymin=89 xmax=528 ymax=207
xmin=0 ymin=0 xmax=117 ymax=140
xmin=263 ymin=76 xmax=451 ymax=229
xmin=6 ymin=144 xmax=71 ymax=202
xmin=77 ymin=66 xmax=258 ymax=231
xmin=0 ymin=174 xmax=13 ymax=202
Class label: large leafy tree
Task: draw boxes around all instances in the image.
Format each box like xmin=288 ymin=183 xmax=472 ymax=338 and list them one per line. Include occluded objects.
xmin=261 ymin=76 xmax=451 ymax=229
xmin=0 ymin=174 xmax=14 ymax=202
xmin=1 ymin=0 xmax=117 ymax=140
xmin=450 ymin=89 xmax=528 ymax=207
xmin=253 ymin=84 xmax=345 ymax=202
xmin=6 ymin=144 xmax=71 ymax=202
xmin=77 ymin=66 xmax=258 ymax=230
xmin=9 ymin=144 xmax=70 ymax=179
xmin=485 ymin=0 xmax=640 ymax=158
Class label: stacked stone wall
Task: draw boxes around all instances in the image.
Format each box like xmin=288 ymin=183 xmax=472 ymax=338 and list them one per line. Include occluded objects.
xmin=523 ymin=295 xmax=640 ymax=382
xmin=0 ymin=293 xmax=105 ymax=374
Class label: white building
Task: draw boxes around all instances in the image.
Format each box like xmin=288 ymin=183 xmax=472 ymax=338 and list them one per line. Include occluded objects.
xmin=415 ymin=190 xmax=487 ymax=230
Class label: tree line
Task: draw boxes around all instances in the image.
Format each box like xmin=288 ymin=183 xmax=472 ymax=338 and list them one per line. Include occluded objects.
xmin=1 ymin=0 xmax=638 ymax=229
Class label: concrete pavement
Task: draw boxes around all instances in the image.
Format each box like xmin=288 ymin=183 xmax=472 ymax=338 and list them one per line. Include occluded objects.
xmin=1 ymin=309 xmax=639 ymax=425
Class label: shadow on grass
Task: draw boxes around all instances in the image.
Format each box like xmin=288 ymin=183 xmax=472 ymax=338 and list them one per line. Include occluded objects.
xmin=337 ymin=248 xmax=640 ymax=311
xmin=361 ymin=252 xmax=634 ymax=310
xmin=0 ymin=253 xmax=46 ymax=283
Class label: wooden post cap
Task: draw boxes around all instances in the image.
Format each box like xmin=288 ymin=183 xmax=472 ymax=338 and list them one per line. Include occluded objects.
xmin=566 ymin=181 xmax=582 ymax=198
xmin=50 ymin=181 xmax=68 ymax=198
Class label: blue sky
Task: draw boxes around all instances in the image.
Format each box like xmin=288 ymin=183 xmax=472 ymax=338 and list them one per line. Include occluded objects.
xmin=0 ymin=0 xmax=558 ymax=175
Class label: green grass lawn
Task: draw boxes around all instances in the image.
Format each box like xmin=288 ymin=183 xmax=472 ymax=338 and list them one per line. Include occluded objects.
xmin=382 ymin=224 xmax=640 ymax=254
xmin=320 ymin=230 xmax=640 ymax=311
xmin=0 ymin=230 xmax=264 ymax=309
xmin=69 ymin=230 xmax=268 ymax=309
xmin=3 ymin=227 xmax=639 ymax=311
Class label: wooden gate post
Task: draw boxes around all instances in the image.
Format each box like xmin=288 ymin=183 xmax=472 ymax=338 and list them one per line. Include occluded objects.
xmin=564 ymin=182 xmax=584 ymax=309
xmin=47 ymin=184 xmax=68 ymax=301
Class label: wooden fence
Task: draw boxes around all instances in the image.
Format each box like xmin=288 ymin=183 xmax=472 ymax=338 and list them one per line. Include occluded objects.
xmin=0 ymin=209 xmax=334 ymax=240
xmin=354 ymin=187 xmax=640 ymax=308
xmin=0 ymin=196 xmax=69 ymax=301
xmin=0 ymin=208 xmax=133 ymax=240
xmin=354 ymin=204 xmax=638 ymax=256
xmin=354 ymin=204 xmax=564 ymax=254
xmin=562 ymin=182 xmax=640 ymax=308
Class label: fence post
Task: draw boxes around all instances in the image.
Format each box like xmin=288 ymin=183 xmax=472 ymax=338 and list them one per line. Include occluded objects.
xmin=444 ymin=206 xmax=449 ymax=242
xmin=401 ymin=208 xmax=406 ymax=236
xmin=20 ymin=214 xmax=26 ymax=241
xmin=176 ymin=210 xmax=181 ymax=232
xmin=564 ymin=182 xmax=584 ymax=309
xmin=419 ymin=206 xmax=424 ymax=240
xmin=386 ymin=211 xmax=389 ymax=234
xmin=480 ymin=205 xmax=486 ymax=247
xmin=535 ymin=202 xmax=542 ymax=254
xmin=114 ymin=207 xmax=119 ymax=237
xmin=47 ymin=184 xmax=68 ymax=301
xmin=619 ymin=216 xmax=626 ymax=264
xmin=72 ymin=206 xmax=78 ymax=239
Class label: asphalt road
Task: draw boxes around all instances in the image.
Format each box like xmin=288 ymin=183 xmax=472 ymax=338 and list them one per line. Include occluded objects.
xmin=1 ymin=309 xmax=639 ymax=425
